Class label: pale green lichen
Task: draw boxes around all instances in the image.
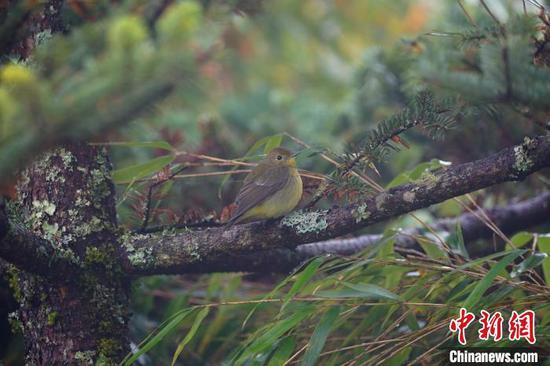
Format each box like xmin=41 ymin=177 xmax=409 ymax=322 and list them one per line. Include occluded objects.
xmin=120 ymin=234 xmax=154 ymax=266
xmin=281 ymin=210 xmax=328 ymax=234
xmin=57 ymin=148 xmax=75 ymax=169
xmin=72 ymin=216 xmax=106 ymax=238
xmin=45 ymin=165 xmax=65 ymax=183
xmin=7 ymin=311 xmax=21 ymax=333
xmin=32 ymin=200 xmax=56 ymax=216
xmin=41 ymin=222 xmax=59 ymax=237
xmin=513 ymin=137 xmax=535 ymax=174
xmin=352 ymin=203 xmax=371 ymax=223
xmin=27 ymin=200 xmax=57 ymax=233
xmin=74 ymin=350 xmax=96 ymax=364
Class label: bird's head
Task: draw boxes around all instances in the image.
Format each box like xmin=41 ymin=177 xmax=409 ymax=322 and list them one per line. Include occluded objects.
xmin=265 ymin=147 xmax=297 ymax=167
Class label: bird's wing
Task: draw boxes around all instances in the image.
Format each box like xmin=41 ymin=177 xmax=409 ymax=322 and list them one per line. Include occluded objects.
xmin=228 ymin=164 xmax=290 ymax=224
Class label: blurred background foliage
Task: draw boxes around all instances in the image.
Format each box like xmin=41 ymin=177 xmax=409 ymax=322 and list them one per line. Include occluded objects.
xmin=1 ymin=0 xmax=550 ymax=364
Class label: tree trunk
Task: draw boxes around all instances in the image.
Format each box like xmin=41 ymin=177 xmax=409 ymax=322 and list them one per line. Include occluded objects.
xmin=6 ymin=144 xmax=130 ymax=365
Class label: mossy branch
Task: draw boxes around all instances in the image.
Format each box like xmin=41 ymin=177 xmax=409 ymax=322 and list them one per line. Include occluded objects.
xmin=124 ymin=134 xmax=550 ymax=275
xmin=175 ymin=191 xmax=550 ymax=273
xmin=0 ymin=199 xmax=77 ymax=276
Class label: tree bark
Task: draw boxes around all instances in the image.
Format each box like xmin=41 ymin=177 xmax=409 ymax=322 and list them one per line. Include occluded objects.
xmin=6 ymin=145 xmax=130 ymax=365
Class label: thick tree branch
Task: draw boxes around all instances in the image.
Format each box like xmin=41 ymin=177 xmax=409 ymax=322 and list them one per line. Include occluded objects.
xmin=125 ymin=191 xmax=550 ymax=274
xmin=125 ymin=135 xmax=550 ymax=276
xmin=0 ymin=199 xmax=76 ymax=276
xmin=298 ymin=190 xmax=550 ymax=257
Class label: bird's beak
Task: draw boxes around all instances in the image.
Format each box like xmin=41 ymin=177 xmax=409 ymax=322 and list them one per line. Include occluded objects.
xmin=291 ymin=151 xmax=300 ymax=158
xmin=288 ymin=157 xmax=297 ymax=167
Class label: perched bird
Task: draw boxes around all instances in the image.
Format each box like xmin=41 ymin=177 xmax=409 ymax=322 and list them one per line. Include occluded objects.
xmin=227 ymin=147 xmax=303 ymax=225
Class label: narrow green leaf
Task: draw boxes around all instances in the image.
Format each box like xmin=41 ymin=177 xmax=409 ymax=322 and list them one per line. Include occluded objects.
xmin=342 ymin=282 xmax=401 ymax=301
xmin=317 ymin=283 xmax=401 ymax=301
xmin=301 ymin=306 xmax=340 ymax=366
xmin=446 ymin=221 xmax=469 ymax=259
xmin=267 ymin=337 xmax=295 ymax=366
xmin=506 ymin=232 xmax=533 ymax=251
xmin=383 ymin=346 xmax=412 ymax=366
xmin=93 ymin=140 xmax=174 ymax=151
xmin=462 ymin=250 xmax=524 ymax=309
xmin=112 ymin=155 xmax=174 ymax=184
xmin=122 ymin=308 xmax=193 ymax=366
xmin=242 ymin=258 xmax=318 ymax=329
xmin=281 ymin=257 xmax=324 ymax=313
xmin=417 ymin=237 xmax=448 ymax=260
xmin=511 ymin=252 xmax=547 ymax=278
xmin=171 ymin=307 xmax=210 ymax=366
xmin=537 ymin=235 xmax=550 ymax=285
xmin=247 ymin=134 xmax=283 ymax=156
xmin=236 ymin=310 xmax=309 ymax=365
xmin=264 ymin=134 xmax=283 ymax=153
xmin=386 ymin=159 xmax=447 ymax=188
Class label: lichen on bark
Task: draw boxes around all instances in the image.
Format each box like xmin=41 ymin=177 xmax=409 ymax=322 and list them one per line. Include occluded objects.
xmin=10 ymin=144 xmax=131 ymax=365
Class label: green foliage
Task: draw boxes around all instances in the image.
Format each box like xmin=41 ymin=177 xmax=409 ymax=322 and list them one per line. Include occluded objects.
xmin=0 ymin=0 xmax=207 ymax=178
xmin=171 ymin=307 xmax=210 ymax=366
xmin=3 ymin=0 xmax=550 ymax=365
xmin=300 ymin=305 xmax=340 ymax=366
xmin=128 ymin=236 xmax=549 ymax=365
xmin=348 ymin=90 xmax=455 ymax=166
xmin=111 ymin=155 xmax=175 ymax=184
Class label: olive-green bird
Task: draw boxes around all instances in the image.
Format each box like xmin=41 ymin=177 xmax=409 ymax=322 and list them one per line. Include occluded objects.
xmin=227 ymin=147 xmax=303 ymax=225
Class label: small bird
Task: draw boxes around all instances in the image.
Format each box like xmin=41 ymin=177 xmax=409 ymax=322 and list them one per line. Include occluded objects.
xmin=227 ymin=147 xmax=303 ymax=225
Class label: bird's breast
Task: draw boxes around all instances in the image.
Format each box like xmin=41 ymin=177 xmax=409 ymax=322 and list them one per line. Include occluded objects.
xmin=245 ymin=169 xmax=302 ymax=220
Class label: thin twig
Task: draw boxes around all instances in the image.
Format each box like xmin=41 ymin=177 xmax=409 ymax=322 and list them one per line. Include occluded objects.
xmin=457 ymin=0 xmax=477 ymax=27
xmin=480 ymin=0 xmax=505 ymax=34
xmin=140 ymin=165 xmax=188 ymax=232
xmin=175 ymin=150 xmax=256 ymax=167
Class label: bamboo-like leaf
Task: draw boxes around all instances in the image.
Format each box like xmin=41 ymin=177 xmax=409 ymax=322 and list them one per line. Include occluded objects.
xmin=171 ymin=307 xmax=210 ymax=366
xmin=317 ymin=282 xmax=401 ymax=301
xmin=235 ymin=309 xmax=310 ymax=365
xmin=300 ymin=306 xmax=340 ymax=366
xmin=510 ymin=252 xmax=547 ymax=278
xmin=537 ymin=235 xmax=550 ymax=285
xmin=112 ymin=155 xmax=174 ymax=184
xmin=418 ymin=237 xmax=449 ymax=260
xmin=122 ymin=308 xmax=193 ymax=366
xmin=263 ymin=134 xmax=283 ymax=153
xmin=343 ymin=282 xmax=401 ymax=301
xmin=462 ymin=250 xmax=525 ymax=309
xmin=280 ymin=257 xmax=324 ymax=313
xmin=242 ymin=257 xmax=319 ymax=329
xmin=267 ymin=337 xmax=295 ymax=366
xmin=93 ymin=140 xmax=174 ymax=151
xmin=506 ymin=231 xmax=533 ymax=251
xmin=446 ymin=221 xmax=469 ymax=259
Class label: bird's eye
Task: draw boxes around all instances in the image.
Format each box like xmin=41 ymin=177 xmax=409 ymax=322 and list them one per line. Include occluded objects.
xmin=276 ymin=155 xmax=283 ymax=160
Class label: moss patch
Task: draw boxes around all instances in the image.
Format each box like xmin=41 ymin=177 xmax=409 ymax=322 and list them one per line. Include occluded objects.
xmin=47 ymin=311 xmax=58 ymax=326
